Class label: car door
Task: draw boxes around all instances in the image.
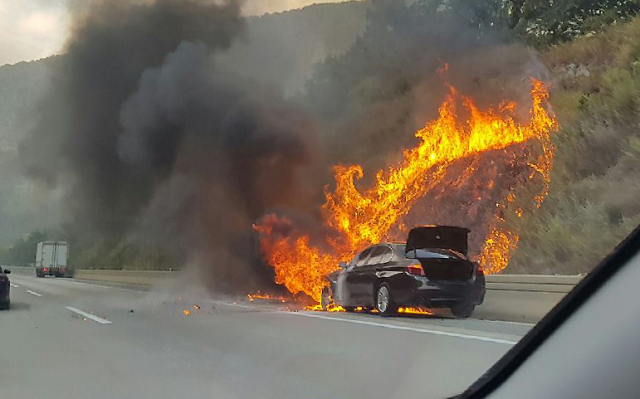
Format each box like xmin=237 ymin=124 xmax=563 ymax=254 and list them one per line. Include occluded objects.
xmin=367 ymin=245 xmax=396 ymax=301
xmin=343 ymin=246 xmax=374 ymax=306
xmin=349 ymin=245 xmax=390 ymax=305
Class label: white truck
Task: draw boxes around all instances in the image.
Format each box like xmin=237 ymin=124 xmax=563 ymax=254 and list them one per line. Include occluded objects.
xmin=35 ymin=241 xmax=70 ymax=278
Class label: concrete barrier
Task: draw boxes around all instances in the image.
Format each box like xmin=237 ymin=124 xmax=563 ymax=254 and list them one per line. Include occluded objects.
xmin=478 ymin=274 xmax=583 ymax=323
xmin=2 ymin=265 xmax=35 ymax=276
xmin=73 ymin=269 xmax=177 ymax=286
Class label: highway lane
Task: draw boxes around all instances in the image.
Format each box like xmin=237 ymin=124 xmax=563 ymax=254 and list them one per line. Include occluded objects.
xmin=0 ymin=275 xmax=532 ymax=399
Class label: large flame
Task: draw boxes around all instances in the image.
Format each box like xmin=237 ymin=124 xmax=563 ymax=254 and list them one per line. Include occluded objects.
xmin=256 ymin=78 xmax=557 ymax=302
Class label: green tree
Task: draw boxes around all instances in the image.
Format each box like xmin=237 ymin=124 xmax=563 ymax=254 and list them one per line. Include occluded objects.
xmin=0 ymin=231 xmax=49 ymax=265
xmin=511 ymin=0 xmax=640 ymax=45
xmin=419 ymin=0 xmax=640 ymax=44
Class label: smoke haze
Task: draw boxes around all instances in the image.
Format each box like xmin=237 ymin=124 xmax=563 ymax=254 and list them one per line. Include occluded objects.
xmin=20 ymin=0 xmax=318 ymax=292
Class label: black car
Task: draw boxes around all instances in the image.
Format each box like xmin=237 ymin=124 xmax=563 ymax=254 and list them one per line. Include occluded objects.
xmin=322 ymin=226 xmax=486 ymax=318
xmin=0 ymin=267 xmax=11 ymax=310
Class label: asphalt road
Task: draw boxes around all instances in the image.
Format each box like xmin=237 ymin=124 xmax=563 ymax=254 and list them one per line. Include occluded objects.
xmin=0 ymin=275 xmax=532 ymax=399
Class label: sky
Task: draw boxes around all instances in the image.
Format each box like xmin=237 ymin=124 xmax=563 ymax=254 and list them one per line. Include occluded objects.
xmin=0 ymin=0 xmax=70 ymax=66
xmin=0 ymin=0 xmax=356 ymax=66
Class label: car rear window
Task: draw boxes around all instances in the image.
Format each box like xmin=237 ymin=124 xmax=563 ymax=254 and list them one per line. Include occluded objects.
xmin=365 ymin=245 xmax=393 ymax=265
xmin=406 ymin=248 xmax=468 ymax=260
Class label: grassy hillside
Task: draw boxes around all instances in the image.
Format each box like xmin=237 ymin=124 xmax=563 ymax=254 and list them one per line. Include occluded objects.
xmin=510 ymin=16 xmax=640 ymax=274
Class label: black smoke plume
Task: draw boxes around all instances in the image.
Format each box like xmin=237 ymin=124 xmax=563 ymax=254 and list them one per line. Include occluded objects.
xmin=20 ymin=0 xmax=316 ymax=293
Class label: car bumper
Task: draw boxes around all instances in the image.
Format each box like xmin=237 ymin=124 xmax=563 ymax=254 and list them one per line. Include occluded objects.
xmin=0 ymin=283 xmax=9 ymax=305
xmin=392 ymin=275 xmax=485 ymax=307
xmin=38 ymin=268 xmax=68 ymax=276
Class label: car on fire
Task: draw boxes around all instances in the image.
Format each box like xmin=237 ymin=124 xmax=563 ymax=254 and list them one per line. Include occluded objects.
xmin=0 ymin=266 xmax=11 ymax=310
xmin=321 ymin=226 xmax=485 ymax=318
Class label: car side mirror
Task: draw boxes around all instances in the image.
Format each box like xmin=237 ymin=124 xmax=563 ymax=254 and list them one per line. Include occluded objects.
xmin=3 ymin=269 xmax=10 ymax=274
xmin=339 ymin=261 xmax=348 ymax=269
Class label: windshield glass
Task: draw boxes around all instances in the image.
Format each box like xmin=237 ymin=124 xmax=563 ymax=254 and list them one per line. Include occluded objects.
xmin=1 ymin=1 xmax=638 ymax=399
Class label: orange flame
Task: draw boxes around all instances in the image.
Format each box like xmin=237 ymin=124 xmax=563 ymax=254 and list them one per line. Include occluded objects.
xmin=305 ymin=304 xmax=346 ymax=312
xmin=398 ymin=307 xmax=434 ymax=315
xmin=255 ymin=217 xmax=344 ymax=302
xmin=247 ymin=292 xmax=288 ymax=303
xmin=257 ymin=78 xmax=557 ymax=303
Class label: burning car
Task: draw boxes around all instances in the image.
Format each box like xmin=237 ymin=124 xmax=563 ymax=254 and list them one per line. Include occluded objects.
xmin=321 ymin=226 xmax=485 ymax=318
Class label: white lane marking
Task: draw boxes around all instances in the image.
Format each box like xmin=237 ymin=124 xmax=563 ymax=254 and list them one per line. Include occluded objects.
xmin=10 ymin=283 xmax=19 ymax=288
xmin=289 ymin=312 xmax=518 ymax=345
xmin=480 ymin=319 xmax=535 ymax=327
xmin=65 ymin=306 xmax=112 ymax=324
xmin=26 ymin=290 xmax=42 ymax=297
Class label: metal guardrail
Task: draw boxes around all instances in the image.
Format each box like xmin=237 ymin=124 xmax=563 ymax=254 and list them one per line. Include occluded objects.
xmin=485 ymin=274 xmax=582 ymax=294
xmin=486 ymin=274 xmax=583 ymax=284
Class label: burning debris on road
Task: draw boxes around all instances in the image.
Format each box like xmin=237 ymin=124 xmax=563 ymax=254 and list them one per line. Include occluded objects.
xmin=302 ymin=304 xmax=434 ymax=316
xmin=247 ymin=292 xmax=288 ymax=303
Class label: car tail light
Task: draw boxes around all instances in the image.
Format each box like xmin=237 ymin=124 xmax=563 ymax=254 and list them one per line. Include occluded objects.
xmin=43 ymin=268 xmax=48 ymax=272
xmin=406 ymin=263 xmax=425 ymax=276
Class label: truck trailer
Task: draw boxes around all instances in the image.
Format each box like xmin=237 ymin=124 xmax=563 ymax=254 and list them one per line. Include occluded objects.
xmin=35 ymin=241 xmax=70 ymax=278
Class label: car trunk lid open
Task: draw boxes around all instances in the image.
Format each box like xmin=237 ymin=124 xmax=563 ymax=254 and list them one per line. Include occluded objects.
xmin=405 ymin=226 xmax=474 ymax=281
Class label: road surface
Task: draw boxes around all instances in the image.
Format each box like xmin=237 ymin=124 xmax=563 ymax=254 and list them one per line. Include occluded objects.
xmin=0 ymin=275 xmax=532 ymax=399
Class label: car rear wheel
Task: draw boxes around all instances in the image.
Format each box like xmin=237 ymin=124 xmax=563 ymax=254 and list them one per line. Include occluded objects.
xmin=451 ymin=302 xmax=475 ymax=318
xmin=375 ymin=283 xmax=396 ymax=317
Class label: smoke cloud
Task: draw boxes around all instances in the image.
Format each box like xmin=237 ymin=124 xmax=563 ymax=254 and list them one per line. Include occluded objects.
xmin=20 ymin=0 xmax=317 ymax=293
